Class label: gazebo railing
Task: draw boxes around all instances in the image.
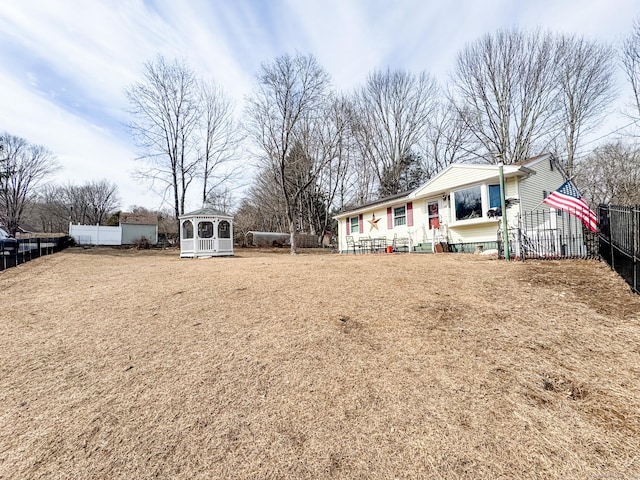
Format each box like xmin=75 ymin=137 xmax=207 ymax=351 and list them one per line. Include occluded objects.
xmin=181 ymin=238 xmax=194 ymax=252
xmin=218 ymin=238 xmax=232 ymax=251
xmin=199 ymin=238 xmax=215 ymax=251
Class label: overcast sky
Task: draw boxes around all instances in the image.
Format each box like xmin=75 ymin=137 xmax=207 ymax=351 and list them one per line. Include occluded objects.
xmin=1 ymin=0 xmax=638 ymax=211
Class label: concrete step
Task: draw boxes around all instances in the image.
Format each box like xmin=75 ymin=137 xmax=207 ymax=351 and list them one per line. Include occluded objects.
xmin=413 ymin=243 xmax=433 ymax=253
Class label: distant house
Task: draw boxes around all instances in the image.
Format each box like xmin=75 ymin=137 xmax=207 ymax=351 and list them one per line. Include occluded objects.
xmin=335 ymin=153 xmax=573 ymax=254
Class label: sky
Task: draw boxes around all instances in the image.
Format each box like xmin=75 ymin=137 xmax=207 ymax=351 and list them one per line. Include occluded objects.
xmin=1 ymin=0 xmax=638 ymax=212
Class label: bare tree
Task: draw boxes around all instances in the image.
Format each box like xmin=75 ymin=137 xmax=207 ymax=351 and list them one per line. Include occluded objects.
xmin=204 ymin=185 xmax=235 ymax=213
xmin=574 ymin=142 xmax=640 ymax=205
xmin=0 ymin=133 xmax=59 ymax=235
xmin=28 ymin=179 xmax=119 ymax=231
xmin=245 ymin=53 xmax=332 ymax=253
xmin=622 ymin=17 xmax=640 ymax=130
xmin=555 ymin=34 xmax=617 ymax=175
xmin=199 ymin=80 xmax=243 ymax=206
xmin=312 ymin=95 xmax=352 ymax=241
xmin=235 ymin=170 xmax=290 ymax=240
xmin=27 ymin=184 xmax=69 ymax=232
xmin=450 ymin=28 xmax=562 ymax=164
xmin=25 ymin=178 xmax=145 ymax=234
xmin=419 ymin=99 xmax=478 ymax=178
xmin=75 ymin=180 xmax=120 ymax=224
xmin=350 ymin=69 xmax=439 ymax=197
xmin=126 ymin=55 xmax=200 ymax=227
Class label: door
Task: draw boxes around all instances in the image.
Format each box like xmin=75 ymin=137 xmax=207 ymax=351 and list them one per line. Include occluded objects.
xmin=428 ymin=201 xmax=440 ymax=229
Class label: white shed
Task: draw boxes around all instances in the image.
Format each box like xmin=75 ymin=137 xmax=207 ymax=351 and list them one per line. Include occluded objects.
xmin=179 ymin=208 xmax=234 ymax=258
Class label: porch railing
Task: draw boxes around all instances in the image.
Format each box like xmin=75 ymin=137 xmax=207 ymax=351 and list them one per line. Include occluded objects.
xmin=498 ymin=209 xmax=598 ymax=260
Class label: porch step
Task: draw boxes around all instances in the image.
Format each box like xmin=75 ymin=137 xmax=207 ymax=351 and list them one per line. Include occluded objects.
xmin=413 ymin=243 xmax=433 ymax=253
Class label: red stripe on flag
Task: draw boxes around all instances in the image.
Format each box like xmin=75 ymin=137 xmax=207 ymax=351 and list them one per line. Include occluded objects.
xmin=544 ymin=193 xmax=597 ymax=232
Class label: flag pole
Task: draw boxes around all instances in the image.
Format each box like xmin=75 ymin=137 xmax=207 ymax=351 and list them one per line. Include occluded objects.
xmin=499 ymin=161 xmax=510 ymax=261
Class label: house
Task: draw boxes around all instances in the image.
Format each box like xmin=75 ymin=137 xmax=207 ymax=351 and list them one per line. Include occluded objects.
xmin=335 ymin=153 xmax=570 ymax=254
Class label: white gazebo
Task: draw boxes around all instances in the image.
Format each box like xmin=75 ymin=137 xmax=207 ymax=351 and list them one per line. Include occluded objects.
xmin=179 ymin=208 xmax=234 ymax=258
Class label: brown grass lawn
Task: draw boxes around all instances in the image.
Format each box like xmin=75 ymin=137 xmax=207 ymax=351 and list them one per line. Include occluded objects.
xmin=1 ymin=247 xmax=639 ymax=479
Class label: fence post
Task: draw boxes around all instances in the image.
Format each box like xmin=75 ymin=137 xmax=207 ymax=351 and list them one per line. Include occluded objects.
xmin=609 ymin=206 xmax=615 ymax=271
xmin=634 ymin=205 xmax=638 ymax=293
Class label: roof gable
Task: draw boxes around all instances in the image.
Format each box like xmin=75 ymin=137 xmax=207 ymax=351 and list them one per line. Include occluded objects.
xmin=409 ymin=163 xmax=528 ymax=199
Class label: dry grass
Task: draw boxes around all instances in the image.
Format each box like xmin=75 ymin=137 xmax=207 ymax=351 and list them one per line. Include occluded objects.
xmin=1 ymin=247 xmax=639 ymax=479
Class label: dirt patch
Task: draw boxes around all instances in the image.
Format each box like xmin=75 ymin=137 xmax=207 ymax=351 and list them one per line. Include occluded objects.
xmin=1 ymin=248 xmax=639 ymax=479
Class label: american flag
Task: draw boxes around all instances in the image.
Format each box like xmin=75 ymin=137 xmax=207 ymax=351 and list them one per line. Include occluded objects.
xmin=543 ymin=180 xmax=597 ymax=232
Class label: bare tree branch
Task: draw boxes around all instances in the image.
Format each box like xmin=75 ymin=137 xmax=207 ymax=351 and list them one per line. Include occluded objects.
xmin=0 ymin=133 xmax=59 ymax=234
xmin=245 ymin=53 xmax=332 ymax=253
xmin=351 ymin=69 xmax=439 ymax=196
xmin=126 ymin=55 xmax=200 ymax=227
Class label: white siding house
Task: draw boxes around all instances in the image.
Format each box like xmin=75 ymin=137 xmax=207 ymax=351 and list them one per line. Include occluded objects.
xmin=335 ymin=154 xmax=569 ymax=254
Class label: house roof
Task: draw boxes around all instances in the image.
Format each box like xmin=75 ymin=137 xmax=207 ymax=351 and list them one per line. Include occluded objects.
xmin=408 ymin=162 xmax=533 ymax=200
xmin=119 ymin=212 xmax=158 ymax=225
xmin=334 ymin=190 xmax=416 ymax=219
xmin=179 ymin=207 xmax=233 ymax=219
xmin=335 ymin=154 xmax=552 ymax=219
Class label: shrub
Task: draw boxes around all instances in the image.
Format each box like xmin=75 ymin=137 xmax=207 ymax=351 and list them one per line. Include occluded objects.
xmin=132 ymin=237 xmax=151 ymax=250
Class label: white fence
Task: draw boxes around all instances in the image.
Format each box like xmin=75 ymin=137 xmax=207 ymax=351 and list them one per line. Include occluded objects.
xmin=69 ymin=224 xmax=122 ymax=246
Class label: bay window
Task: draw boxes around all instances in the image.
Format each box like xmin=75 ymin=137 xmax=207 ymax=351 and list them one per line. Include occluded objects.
xmin=454 ymin=185 xmax=482 ymax=221
xmin=452 ymin=183 xmax=503 ymax=222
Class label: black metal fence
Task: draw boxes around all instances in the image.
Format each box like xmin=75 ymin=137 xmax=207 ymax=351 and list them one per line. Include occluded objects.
xmin=498 ymin=209 xmax=598 ymax=260
xmin=598 ymin=204 xmax=639 ymax=294
xmin=0 ymin=236 xmax=72 ymax=272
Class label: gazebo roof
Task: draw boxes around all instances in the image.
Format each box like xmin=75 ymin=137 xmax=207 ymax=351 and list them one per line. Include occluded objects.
xmin=179 ymin=207 xmax=233 ymax=219
xmin=180 ymin=207 xmax=233 ymax=219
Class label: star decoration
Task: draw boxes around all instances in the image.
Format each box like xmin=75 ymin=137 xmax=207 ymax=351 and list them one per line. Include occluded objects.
xmin=368 ymin=214 xmax=381 ymax=231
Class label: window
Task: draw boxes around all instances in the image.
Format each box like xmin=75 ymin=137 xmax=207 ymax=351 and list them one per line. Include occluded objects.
xmin=454 ymin=185 xmax=482 ymax=221
xmin=198 ymin=221 xmax=214 ymax=238
xmin=350 ymin=216 xmax=359 ymax=233
xmin=488 ymin=184 xmax=501 ymax=209
xmin=394 ymin=206 xmax=406 ymax=226
xmin=218 ymin=220 xmax=231 ymax=238
xmin=182 ymin=220 xmax=193 ymax=239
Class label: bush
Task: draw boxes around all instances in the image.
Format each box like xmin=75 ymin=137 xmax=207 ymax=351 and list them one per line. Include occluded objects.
xmin=132 ymin=237 xmax=151 ymax=250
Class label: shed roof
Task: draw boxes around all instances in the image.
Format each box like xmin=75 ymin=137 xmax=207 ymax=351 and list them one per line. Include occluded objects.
xmin=119 ymin=212 xmax=158 ymax=225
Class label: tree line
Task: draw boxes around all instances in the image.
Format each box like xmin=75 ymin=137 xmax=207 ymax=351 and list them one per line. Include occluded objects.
xmin=0 ymin=132 xmax=122 ymax=236
xmin=2 ymin=22 xmax=640 ymax=247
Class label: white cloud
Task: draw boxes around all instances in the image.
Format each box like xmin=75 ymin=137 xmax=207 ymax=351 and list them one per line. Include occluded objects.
xmin=0 ymin=69 xmax=158 ymax=210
